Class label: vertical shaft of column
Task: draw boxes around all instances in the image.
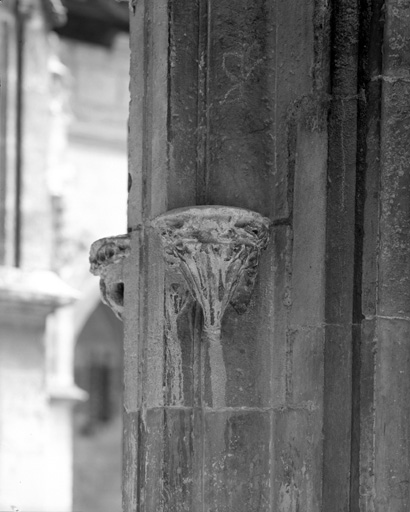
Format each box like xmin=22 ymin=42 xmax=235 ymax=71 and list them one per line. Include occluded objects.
xmin=355 ymin=2 xmax=384 ymax=511
xmin=125 ymin=1 xmax=171 ymax=511
xmin=322 ymin=1 xmax=359 ymax=510
xmin=366 ymin=2 xmax=410 ymax=510
xmin=354 ymin=2 xmax=410 ymax=511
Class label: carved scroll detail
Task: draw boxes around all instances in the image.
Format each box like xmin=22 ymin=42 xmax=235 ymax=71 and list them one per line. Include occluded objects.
xmin=153 ymin=206 xmax=270 ymax=407
xmin=89 ymin=234 xmax=130 ymax=320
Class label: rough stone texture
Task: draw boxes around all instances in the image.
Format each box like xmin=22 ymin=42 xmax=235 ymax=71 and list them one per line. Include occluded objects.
xmin=369 ymin=3 xmax=410 ymax=510
xmin=374 ymin=318 xmax=410 ymax=510
xmin=356 ymin=2 xmax=410 ymax=512
xmin=204 ymin=411 xmax=271 ymax=511
xmin=273 ymin=408 xmax=323 ymax=512
xmin=322 ymin=1 xmax=359 ymax=510
xmin=124 ymin=0 xmax=331 ymax=510
xmin=333 ymin=1 xmax=410 ymax=511
xmin=121 ymin=0 xmax=410 ymax=510
xmin=153 ymin=206 xmax=270 ymax=409
xmin=378 ymin=79 xmax=410 ymax=318
xmin=90 ymin=234 xmax=130 ymax=319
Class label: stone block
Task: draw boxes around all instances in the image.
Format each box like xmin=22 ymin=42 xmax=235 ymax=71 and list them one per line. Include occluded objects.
xmin=322 ymin=324 xmax=352 ymax=511
xmin=287 ymin=326 xmax=324 ymax=406
xmin=290 ymin=128 xmax=327 ymax=327
xmin=273 ymin=409 xmax=323 ymax=512
xmin=162 ymin=408 xmax=199 ymax=512
xmin=383 ymin=1 xmax=410 ymax=76
xmin=275 ymin=0 xmax=318 ymax=220
xmin=379 ymin=80 xmax=410 ymax=317
xmin=207 ymin=0 xmax=276 ymax=215
xmin=359 ymin=318 xmax=377 ymax=511
xmin=373 ymin=317 xmax=410 ymax=510
xmin=204 ymin=411 xmax=271 ymax=512
xmin=137 ymin=408 xmax=165 ymax=512
xmin=325 ymin=98 xmax=357 ymax=324
xmin=123 ymin=412 xmax=139 ymax=512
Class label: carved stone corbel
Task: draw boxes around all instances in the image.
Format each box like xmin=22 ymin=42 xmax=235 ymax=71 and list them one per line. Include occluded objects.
xmin=152 ymin=206 xmax=270 ymax=407
xmin=89 ymin=234 xmax=130 ymax=320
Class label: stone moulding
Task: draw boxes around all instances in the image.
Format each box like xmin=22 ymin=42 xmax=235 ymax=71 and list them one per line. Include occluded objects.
xmin=152 ymin=205 xmax=270 ymax=407
xmin=89 ymin=234 xmax=130 ymax=320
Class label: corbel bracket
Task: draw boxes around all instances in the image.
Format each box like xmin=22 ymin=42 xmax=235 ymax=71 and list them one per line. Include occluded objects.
xmin=89 ymin=234 xmax=130 ymax=320
xmin=153 ymin=206 xmax=270 ymax=407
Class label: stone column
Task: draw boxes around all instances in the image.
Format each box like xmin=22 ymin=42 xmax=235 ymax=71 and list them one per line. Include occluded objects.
xmin=91 ymin=1 xmax=335 ymax=510
xmin=90 ymin=1 xmax=410 ymax=510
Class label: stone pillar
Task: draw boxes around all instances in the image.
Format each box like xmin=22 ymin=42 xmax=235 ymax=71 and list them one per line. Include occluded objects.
xmin=90 ymin=1 xmax=410 ymax=511
xmin=91 ymin=1 xmax=333 ymax=510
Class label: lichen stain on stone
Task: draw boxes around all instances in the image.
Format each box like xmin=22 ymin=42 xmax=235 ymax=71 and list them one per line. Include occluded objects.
xmin=279 ymin=480 xmax=299 ymax=512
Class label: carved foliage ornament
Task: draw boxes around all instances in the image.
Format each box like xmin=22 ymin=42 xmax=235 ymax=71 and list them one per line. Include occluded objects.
xmin=153 ymin=206 xmax=270 ymax=407
xmin=153 ymin=206 xmax=270 ymax=327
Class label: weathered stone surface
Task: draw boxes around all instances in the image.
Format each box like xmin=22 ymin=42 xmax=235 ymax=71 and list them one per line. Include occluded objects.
xmin=163 ymin=272 xmax=195 ymax=407
xmin=353 ymin=4 xmax=410 ymax=512
xmin=374 ymin=318 xmax=410 ymax=510
xmin=167 ymin=0 xmax=198 ymax=209
xmin=320 ymin=4 xmax=359 ymax=511
xmin=275 ymin=0 xmax=321 ymax=221
xmin=153 ymin=206 xmax=270 ymax=408
xmin=358 ymin=4 xmax=410 ymax=510
xmin=206 ymin=0 xmax=275 ymax=215
xmin=89 ymin=234 xmax=130 ymax=320
xmin=117 ymin=0 xmax=386 ymax=509
xmin=325 ymin=96 xmax=358 ymax=326
xmin=107 ymin=0 xmax=410 ymax=510
xmin=287 ymin=326 xmax=324 ymax=406
xmin=123 ymin=230 xmax=143 ymax=414
xmin=128 ymin=0 xmax=169 ymax=229
xmin=378 ymin=80 xmax=410 ymax=318
xmin=122 ymin=413 xmax=138 ymax=510
xmin=383 ymin=0 xmax=410 ymax=76
xmin=290 ymin=129 xmax=327 ymax=327
xmin=358 ymin=318 xmax=377 ymax=512
xmin=323 ymin=324 xmax=353 ymax=511
xmin=162 ymin=409 xmax=199 ymax=511
xmin=137 ymin=408 xmax=164 ymax=512
xmin=273 ymin=409 xmax=323 ymax=512
xmin=204 ymin=411 xmax=271 ymax=512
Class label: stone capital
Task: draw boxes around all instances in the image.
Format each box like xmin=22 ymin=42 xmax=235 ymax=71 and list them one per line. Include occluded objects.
xmin=153 ymin=205 xmax=270 ymax=324
xmin=153 ymin=205 xmax=270 ymax=407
